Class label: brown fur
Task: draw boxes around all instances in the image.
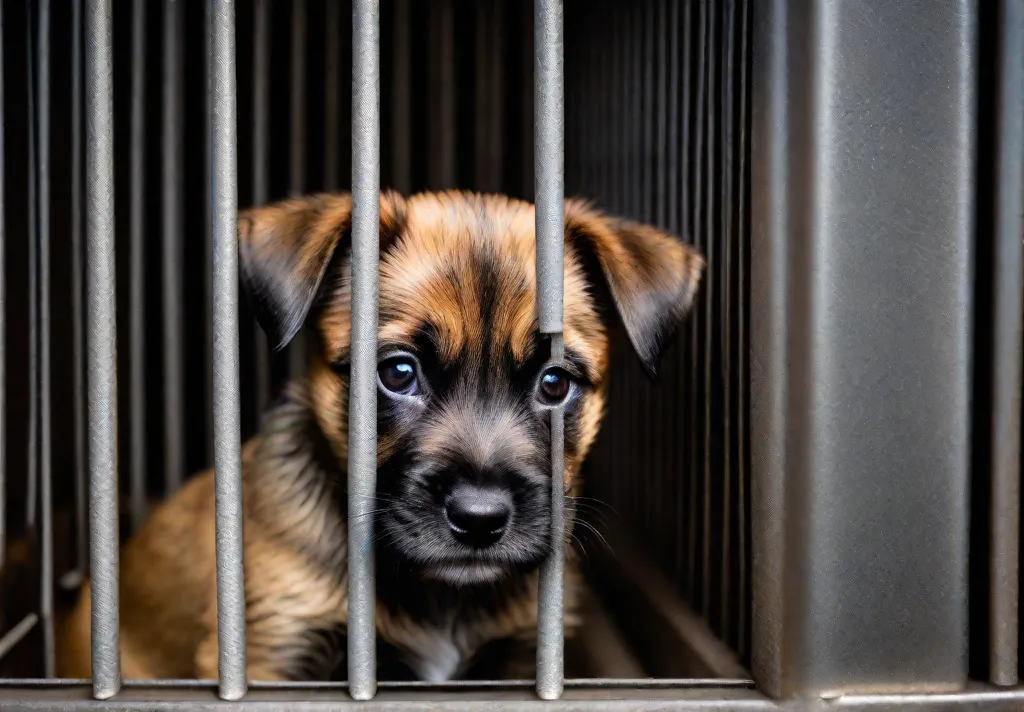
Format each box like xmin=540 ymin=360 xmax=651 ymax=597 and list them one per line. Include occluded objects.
xmin=59 ymin=191 xmax=703 ymax=682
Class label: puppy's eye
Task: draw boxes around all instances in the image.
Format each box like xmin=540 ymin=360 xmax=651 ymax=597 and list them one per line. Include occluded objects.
xmin=378 ymin=357 xmax=419 ymax=396
xmin=537 ymin=367 xmax=573 ymax=405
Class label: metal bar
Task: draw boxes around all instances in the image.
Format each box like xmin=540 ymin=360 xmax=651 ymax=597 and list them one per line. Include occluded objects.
xmin=736 ymin=0 xmax=750 ymax=663
xmin=324 ymin=0 xmax=341 ymax=192
xmin=0 ymin=615 xmax=39 ymax=662
xmin=0 ymin=0 xmax=5 ymax=573
xmin=534 ymin=0 xmax=565 ymax=701
xmin=687 ymin=0 xmax=708 ymax=606
xmin=290 ymin=0 xmax=307 ymax=197
xmin=163 ymin=0 xmax=185 ymax=497
xmin=37 ymin=0 xmax=55 ymax=678
xmin=210 ymin=0 xmax=246 ymax=700
xmin=26 ymin=0 xmax=39 ymax=533
xmin=85 ymin=0 xmax=121 ymax=698
xmin=988 ymin=0 xmax=1024 ymax=687
xmin=204 ymin=0 xmax=214 ymax=461
xmin=68 ymin=0 xmax=89 ymax=587
xmin=348 ymin=0 xmax=380 ymax=700
xmin=129 ymin=0 xmax=147 ymax=531
xmin=251 ymin=0 xmax=270 ymax=416
xmin=428 ymin=0 xmax=455 ymax=189
xmin=750 ymin=0 xmax=975 ymax=697
xmin=288 ymin=0 xmax=308 ymax=381
xmin=390 ymin=0 xmax=410 ymax=195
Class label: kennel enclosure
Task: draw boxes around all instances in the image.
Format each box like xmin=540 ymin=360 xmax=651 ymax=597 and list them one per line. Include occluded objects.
xmin=0 ymin=0 xmax=1023 ymax=709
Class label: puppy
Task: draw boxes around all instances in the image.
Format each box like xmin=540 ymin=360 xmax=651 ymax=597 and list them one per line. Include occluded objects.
xmin=60 ymin=191 xmax=703 ymax=682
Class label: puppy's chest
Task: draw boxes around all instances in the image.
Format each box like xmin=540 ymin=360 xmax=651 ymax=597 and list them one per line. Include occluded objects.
xmin=392 ymin=619 xmax=479 ymax=682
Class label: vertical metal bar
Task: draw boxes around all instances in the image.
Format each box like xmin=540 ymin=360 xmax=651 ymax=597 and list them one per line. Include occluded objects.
xmin=129 ymin=0 xmax=147 ymax=531
xmin=290 ymin=0 xmax=307 ymax=197
xmin=37 ymin=0 xmax=56 ymax=678
xmin=324 ymin=0 xmax=341 ymax=192
xmin=69 ymin=0 xmax=89 ymax=585
xmin=204 ymin=0 xmax=215 ymax=462
xmin=720 ymin=0 xmax=737 ymax=646
xmin=348 ymin=0 xmax=380 ymax=701
xmin=86 ymin=0 xmax=121 ymax=698
xmin=428 ymin=0 xmax=455 ymax=189
xmin=390 ymin=0 xmax=410 ymax=195
xmin=988 ymin=0 xmax=1024 ymax=687
xmin=701 ymin=0 xmax=717 ymax=621
xmin=288 ymin=0 xmax=308 ymax=381
xmin=163 ymin=0 xmax=184 ymax=497
xmin=688 ymin=0 xmax=708 ymax=605
xmin=535 ymin=0 xmax=564 ymax=701
xmin=210 ymin=0 xmax=246 ymax=700
xmin=160 ymin=0 xmax=184 ymax=490
xmin=737 ymin=0 xmax=750 ymax=660
xmin=475 ymin=0 xmax=505 ymax=193
xmin=252 ymin=0 xmax=270 ymax=416
xmin=26 ymin=0 xmax=39 ymax=532
xmin=0 ymin=0 xmax=5 ymax=573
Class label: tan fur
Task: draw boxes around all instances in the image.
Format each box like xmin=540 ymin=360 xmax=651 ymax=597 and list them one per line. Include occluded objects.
xmin=59 ymin=191 xmax=702 ymax=682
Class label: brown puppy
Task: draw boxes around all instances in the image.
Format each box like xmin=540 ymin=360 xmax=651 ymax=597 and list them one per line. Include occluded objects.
xmin=60 ymin=191 xmax=703 ymax=682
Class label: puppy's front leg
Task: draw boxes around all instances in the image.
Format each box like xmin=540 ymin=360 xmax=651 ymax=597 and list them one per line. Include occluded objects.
xmin=194 ymin=553 xmax=348 ymax=682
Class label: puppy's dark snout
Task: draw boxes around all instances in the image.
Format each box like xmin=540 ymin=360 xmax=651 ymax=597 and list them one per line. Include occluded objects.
xmin=443 ymin=484 xmax=512 ymax=549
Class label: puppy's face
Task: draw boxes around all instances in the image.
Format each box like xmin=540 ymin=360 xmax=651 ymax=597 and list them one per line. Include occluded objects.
xmin=239 ymin=191 xmax=703 ymax=586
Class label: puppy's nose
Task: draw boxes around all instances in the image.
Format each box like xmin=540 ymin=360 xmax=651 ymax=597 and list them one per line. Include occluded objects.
xmin=443 ymin=484 xmax=512 ymax=548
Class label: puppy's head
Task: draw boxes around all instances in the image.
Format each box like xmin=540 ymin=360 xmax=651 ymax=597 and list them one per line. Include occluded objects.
xmin=239 ymin=191 xmax=703 ymax=586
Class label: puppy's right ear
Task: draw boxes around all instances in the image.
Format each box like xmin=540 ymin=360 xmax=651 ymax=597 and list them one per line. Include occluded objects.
xmin=238 ymin=192 xmax=405 ymax=350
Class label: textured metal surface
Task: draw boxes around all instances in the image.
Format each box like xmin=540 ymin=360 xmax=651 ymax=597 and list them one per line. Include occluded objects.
xmin=209 ymin=0 xmax=247 ymax=701
xmin=85 ymin=0 xmax=122 ymax=698
xmin=985 ymin=0 xmax=1024 ymax=686
xmin=129 ymin=0 xmax=148 ymax=532
xmin=533 ymin=0 xmax=564 ymax=336
xmin=36 ymin=0 xmax=55 ymax=678
xmin=750 ymin=0 xmax=975 ymax=697
xmin=534 ymin=0 xmax=566 ymax=700
xmin=162 ymin=0 xmax=185 ymax=497
xmin=348 ymin=0 xmax=380 ymax=700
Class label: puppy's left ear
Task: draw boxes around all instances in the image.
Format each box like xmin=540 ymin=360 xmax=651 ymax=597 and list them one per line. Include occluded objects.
xmin=565 ymin=199 xmax=705 ymax=376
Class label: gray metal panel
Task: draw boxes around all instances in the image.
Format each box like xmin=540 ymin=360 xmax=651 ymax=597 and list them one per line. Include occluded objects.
xmin=210 ymin=0 xmax=247 ymax=700
xmin=348 ymin=0 xmax=381 ymax=700
xmin=85 ymin=0 xmax=122 ymax=698
xmin=751 ymin=0 xmax=975 ymax=697
xmin=986 ymin=0 xmax=1024 ymax=687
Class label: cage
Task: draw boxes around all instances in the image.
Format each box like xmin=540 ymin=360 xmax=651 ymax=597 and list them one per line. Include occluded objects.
xmin=0 ymin=0 xmax=1022 ymax=709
